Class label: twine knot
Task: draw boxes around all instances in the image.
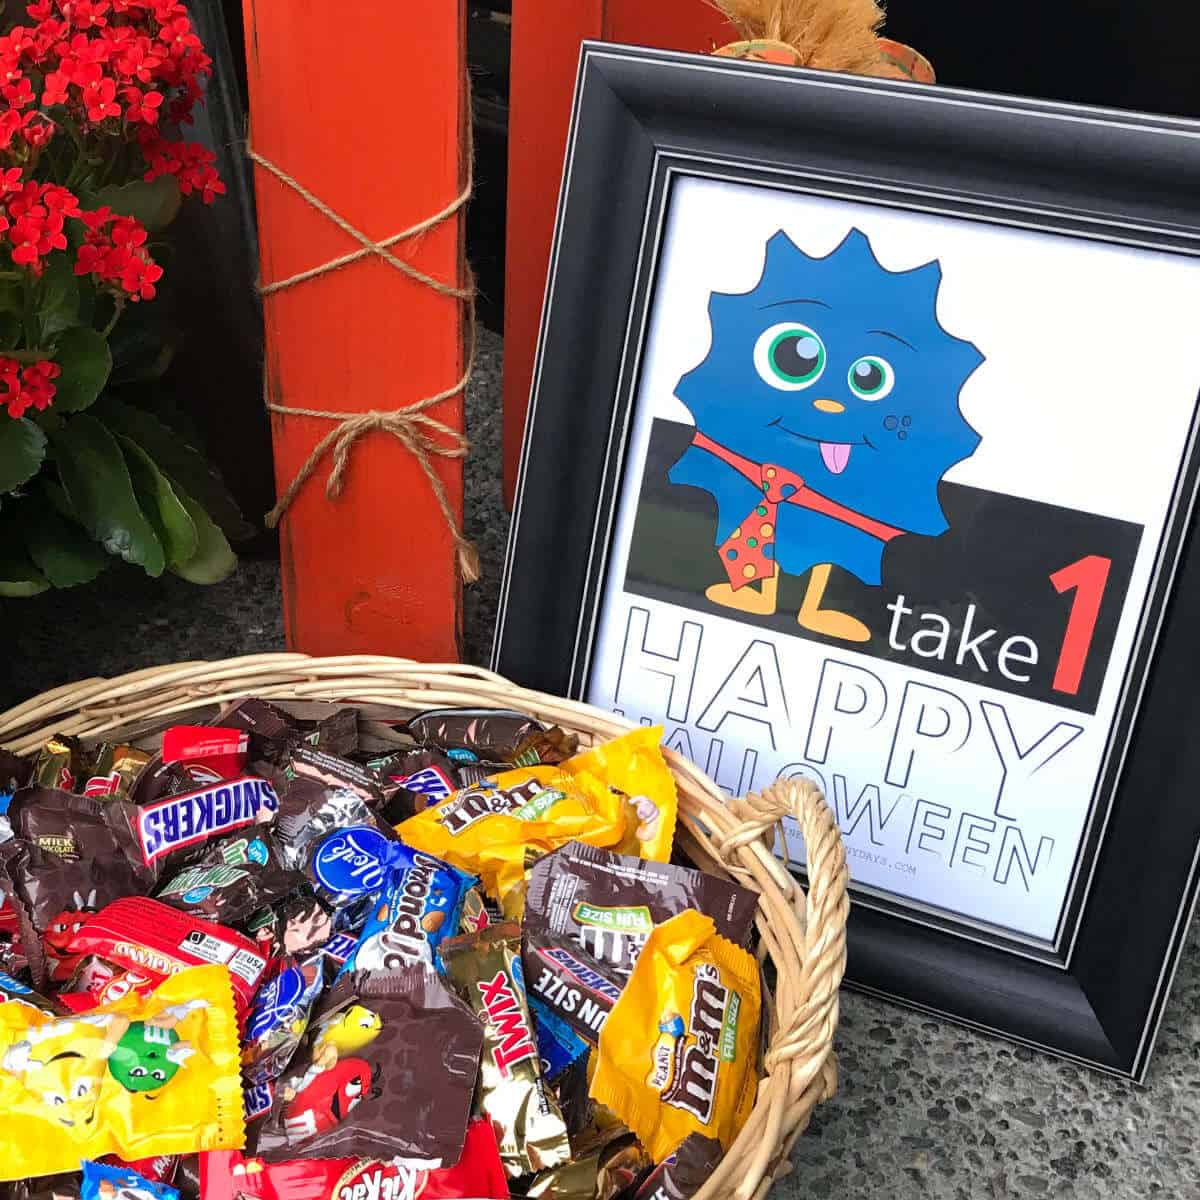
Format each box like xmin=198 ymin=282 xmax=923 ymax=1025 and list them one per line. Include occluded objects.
xmin=248 ymin=123 xmax=479 ymax=582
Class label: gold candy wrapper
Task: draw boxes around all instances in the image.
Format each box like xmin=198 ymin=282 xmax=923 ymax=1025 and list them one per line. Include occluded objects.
xmin=526 ymin=1134 xmax=652 ymax=1199
xmin=31 ymin=733 xmax=82 ymax=791
xmin=441 ymin=922 xmax=571 ymax=1178
xmin=83 ymin=744 xmax=151 ymax=800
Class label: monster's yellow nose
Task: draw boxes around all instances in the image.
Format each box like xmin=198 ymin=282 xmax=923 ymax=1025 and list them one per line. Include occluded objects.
xmin=812 ymin=398 xmax=845 ymax=414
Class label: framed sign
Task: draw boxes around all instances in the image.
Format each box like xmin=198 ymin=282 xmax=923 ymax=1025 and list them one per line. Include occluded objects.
xmin=493 ymin=43 xmax=1200 ymax=1079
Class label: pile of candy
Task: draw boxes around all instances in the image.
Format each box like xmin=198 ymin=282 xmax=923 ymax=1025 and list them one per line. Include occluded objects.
xmin=0 ymin=699 xmax=764 ymax=1200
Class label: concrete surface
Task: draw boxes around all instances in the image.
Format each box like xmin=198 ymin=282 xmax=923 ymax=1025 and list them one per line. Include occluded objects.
xmin=2 ymin=328 xmax=1197 ymax=1198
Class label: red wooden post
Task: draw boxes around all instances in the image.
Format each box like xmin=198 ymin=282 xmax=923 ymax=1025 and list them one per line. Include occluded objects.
xmin=502 ymin=0 xmax=736 ymax=506
xmin=243 ymin=0 xmax=469 ymax=660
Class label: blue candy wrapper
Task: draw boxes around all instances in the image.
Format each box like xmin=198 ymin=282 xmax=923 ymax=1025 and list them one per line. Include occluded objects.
xmin=82 ymin=1161 xmax=180 ymax=1200
xmin=529 ymin=991 xmax=589 ymax=1081
xmin=337 ymin=845 xmax=474 ymax=976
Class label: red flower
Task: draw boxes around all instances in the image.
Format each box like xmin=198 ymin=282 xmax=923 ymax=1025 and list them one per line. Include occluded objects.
xmin=78 ymin=64 xmax=119 ymax=121
xmin=3 ymin=75 xmax=35 ymax=108
xmin=120 ymin=83 xmax=160 ymax=124
xmin=42 ymin=69 xmax=70 ymax=105
xmin=1 ymin=356 xmax=60 ymax=419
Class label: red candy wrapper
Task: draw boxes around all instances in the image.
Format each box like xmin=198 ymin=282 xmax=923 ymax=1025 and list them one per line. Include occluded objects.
xmin=201 ymin=1119 xmax=510 ymax=1200
xmin=162 ymin=727 xmax=250 ymax=785
xmin=63 ymin=896 xmax=268 ymax=1020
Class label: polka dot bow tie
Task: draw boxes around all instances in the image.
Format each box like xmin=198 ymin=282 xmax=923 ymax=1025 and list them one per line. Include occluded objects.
xmin=718 ymin=462 xmax=806 ymax=590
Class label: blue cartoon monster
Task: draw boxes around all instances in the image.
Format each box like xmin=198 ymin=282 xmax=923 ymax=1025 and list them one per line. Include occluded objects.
xmin=668 ymin=227 xmax=984 ymax=642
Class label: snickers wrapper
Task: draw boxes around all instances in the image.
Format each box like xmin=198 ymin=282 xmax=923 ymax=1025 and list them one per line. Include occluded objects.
xmin=523 ymin=927 xmax=623 ymax=1045
xmin=441 ymin=922 xmax=571 ymax=1178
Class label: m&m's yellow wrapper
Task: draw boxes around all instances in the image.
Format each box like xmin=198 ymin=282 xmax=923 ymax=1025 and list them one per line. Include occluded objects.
xmin=0 ymin=964 xmax=245 ymax=1179
xmin=589 ymin=909 xmax=760 ymax=1162
xmin=395 ymin=727 xmax=678 ymax=915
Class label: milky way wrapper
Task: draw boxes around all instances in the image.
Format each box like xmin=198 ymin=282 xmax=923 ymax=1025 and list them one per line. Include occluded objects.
xmin=394 ymin=728 xmax=678 ymax=916
xmin=441 ymin=922 xmax=571 ymax=1178
xmin=634 ymin=1134 xmax=725 ymax=1199
xmin=526 ymin=842 xmax=758 ymax=982
xmin=253 ymin=967 xmax=483 ymax=1167
xmin=0 ymin=964 xmax=244 ymax=1179
xmin=590 ymin=910 xmax=760 ymax=1162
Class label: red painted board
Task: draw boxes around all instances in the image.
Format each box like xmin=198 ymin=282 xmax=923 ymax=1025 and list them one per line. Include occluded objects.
xmin=502 ymin=0 xmax=736 ymax=506
xmin=243 ymin=0 xmax=468 ymax=660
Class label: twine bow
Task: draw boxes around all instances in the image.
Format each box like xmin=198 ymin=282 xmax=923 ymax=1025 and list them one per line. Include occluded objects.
xmin=247 ymin=127 xmax=479 ymax=582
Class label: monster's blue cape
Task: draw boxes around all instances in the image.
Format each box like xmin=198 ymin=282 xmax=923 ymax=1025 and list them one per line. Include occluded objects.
xmin=668 ymin=227 xmax=984 ymax=586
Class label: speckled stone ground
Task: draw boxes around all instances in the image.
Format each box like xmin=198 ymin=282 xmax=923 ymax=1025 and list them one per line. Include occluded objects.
xmin=2 ymin=328 xmax=1198 ymax=1199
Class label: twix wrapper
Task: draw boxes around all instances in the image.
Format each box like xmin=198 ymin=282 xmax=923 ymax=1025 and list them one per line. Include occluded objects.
xmin=441 ymin=922 xmax=570 ymax=1178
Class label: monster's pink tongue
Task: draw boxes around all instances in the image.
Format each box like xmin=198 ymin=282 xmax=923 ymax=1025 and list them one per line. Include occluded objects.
xmin=820 ymin=442 xmax=852 ymax=475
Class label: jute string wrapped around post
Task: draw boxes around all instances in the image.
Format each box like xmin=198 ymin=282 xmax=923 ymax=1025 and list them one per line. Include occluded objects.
xmin=247 ymin=127 xmax=480 ymax=583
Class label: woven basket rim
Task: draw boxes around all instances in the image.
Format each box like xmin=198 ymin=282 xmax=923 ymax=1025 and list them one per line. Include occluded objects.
xmin=0 ymin=653 xmax=848 ymax=1200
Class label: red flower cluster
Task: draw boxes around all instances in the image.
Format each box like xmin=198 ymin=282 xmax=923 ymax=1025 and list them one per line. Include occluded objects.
xmin=76 ymin=204 xmax=162 ymax=299
xmin=0 ymin=357 xmax=60 ymax=418
xmin=0 ymin=0 xmax=222 ymax=203
xmin=0 ymin=175 xmax=80 ymax=270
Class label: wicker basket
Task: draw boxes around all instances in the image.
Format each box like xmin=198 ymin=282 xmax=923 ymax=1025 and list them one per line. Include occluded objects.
xmin=0 ymin=653 xmax=848 ymax=1200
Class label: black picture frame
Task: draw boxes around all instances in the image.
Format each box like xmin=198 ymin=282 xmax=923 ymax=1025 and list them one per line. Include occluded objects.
xmin=492 ymin=42 xmax=1200 ymax=1080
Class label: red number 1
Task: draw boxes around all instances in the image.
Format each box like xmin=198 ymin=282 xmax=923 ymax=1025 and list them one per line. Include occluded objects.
xmin=1049 ymin=555 xmax=1112 ymax=695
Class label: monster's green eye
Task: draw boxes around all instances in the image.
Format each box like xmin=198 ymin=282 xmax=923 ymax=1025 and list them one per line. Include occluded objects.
xmin=754 ymin=323 xmax=826 ymax=390
xmin=848 ymin=355 xmax=894 ymax=400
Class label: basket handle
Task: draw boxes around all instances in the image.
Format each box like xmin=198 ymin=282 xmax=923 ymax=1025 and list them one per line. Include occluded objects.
xmin=699 ymin=777 xmax=849 ymax=1200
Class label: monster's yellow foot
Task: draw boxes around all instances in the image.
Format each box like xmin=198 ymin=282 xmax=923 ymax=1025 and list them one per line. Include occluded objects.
xmin=706 ymin=568 xmax=778 ymax=615
xmin=798 ymin=562 xmax=871 ymax=643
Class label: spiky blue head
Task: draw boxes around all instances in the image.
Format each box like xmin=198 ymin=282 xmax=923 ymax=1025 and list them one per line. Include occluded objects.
xmin=675 ymin=228 xmax=984 ymax=536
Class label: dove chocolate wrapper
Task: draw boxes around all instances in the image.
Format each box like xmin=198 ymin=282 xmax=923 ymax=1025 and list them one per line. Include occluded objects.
xmin=525 ymin=842 xmax=758 ymax=981
xmin=590 ymin=911 xmax=760 ymax=1162
xmin=253 ymin=967 xmax=484 ymax=1166
xmin=634 ymin=1134 xmax=725 ymax=1200
xmin=0 ymin=964 xmax=244 ymax=1178
xmin=441 ymin=923 xmax=571 ymax=1178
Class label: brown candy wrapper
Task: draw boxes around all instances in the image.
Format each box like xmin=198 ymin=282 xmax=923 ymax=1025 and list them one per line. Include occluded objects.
xmin=3 ymin=1173 xmax=81 ymax=1200
xmin=8 ymin=786 xmax=118 ymax=860
xmin=441 ymin=922 xmax=571 ymax=1178
xmin=523 ymin=927 xmax=623 ymax=1045
xmin=510 ymin=726 xmax=579 ymax=768
xmin=285 ymin=746 xmax=382 ymax=810
xmin=306 ymin=707 xmax=359 ymax=757
xmin=405 ymin=706 xmax=546 ymax=762
xmin=526 ymin=842 xmax=758 ymax=981
xmin=254 ymin=967 xmax=484 ymax=1167
xmin=634 ymin=1134 xmax=724 ymax=1199
xmin=2 ymin=839 xmax=142 ymax=988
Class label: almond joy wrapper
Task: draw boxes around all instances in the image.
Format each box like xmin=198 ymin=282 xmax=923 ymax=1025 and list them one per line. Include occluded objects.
xmin=253 ymin=968 xmax=484 ymax=1168
xmin=441 ymin=922 xmax=571 ymax=1178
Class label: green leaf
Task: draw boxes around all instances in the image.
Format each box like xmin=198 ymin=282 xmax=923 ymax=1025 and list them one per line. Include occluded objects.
xmin=21 ymin=494 xmax=110 ymax=588
xmin=92 ymin=398 xmax=255 ymax=541
xmin=94 ymin=175 xmax=182 ymax=232
xmin=0 ymin=512 xmax=49 ymax=596
xmin=119 ymin=434 xmax=198 ymax=566
xmin=170 ymin=485 xmax=236 ymax=584
xmin=0 ymin=417 xmax=47 ymax=494
xmin=39 ymin=254 xmax=80 ymax=339
xmin=52 ymin=325 xmax=113 ymax=413
xmin=51 ymin=412 xmax=165 ymax=575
